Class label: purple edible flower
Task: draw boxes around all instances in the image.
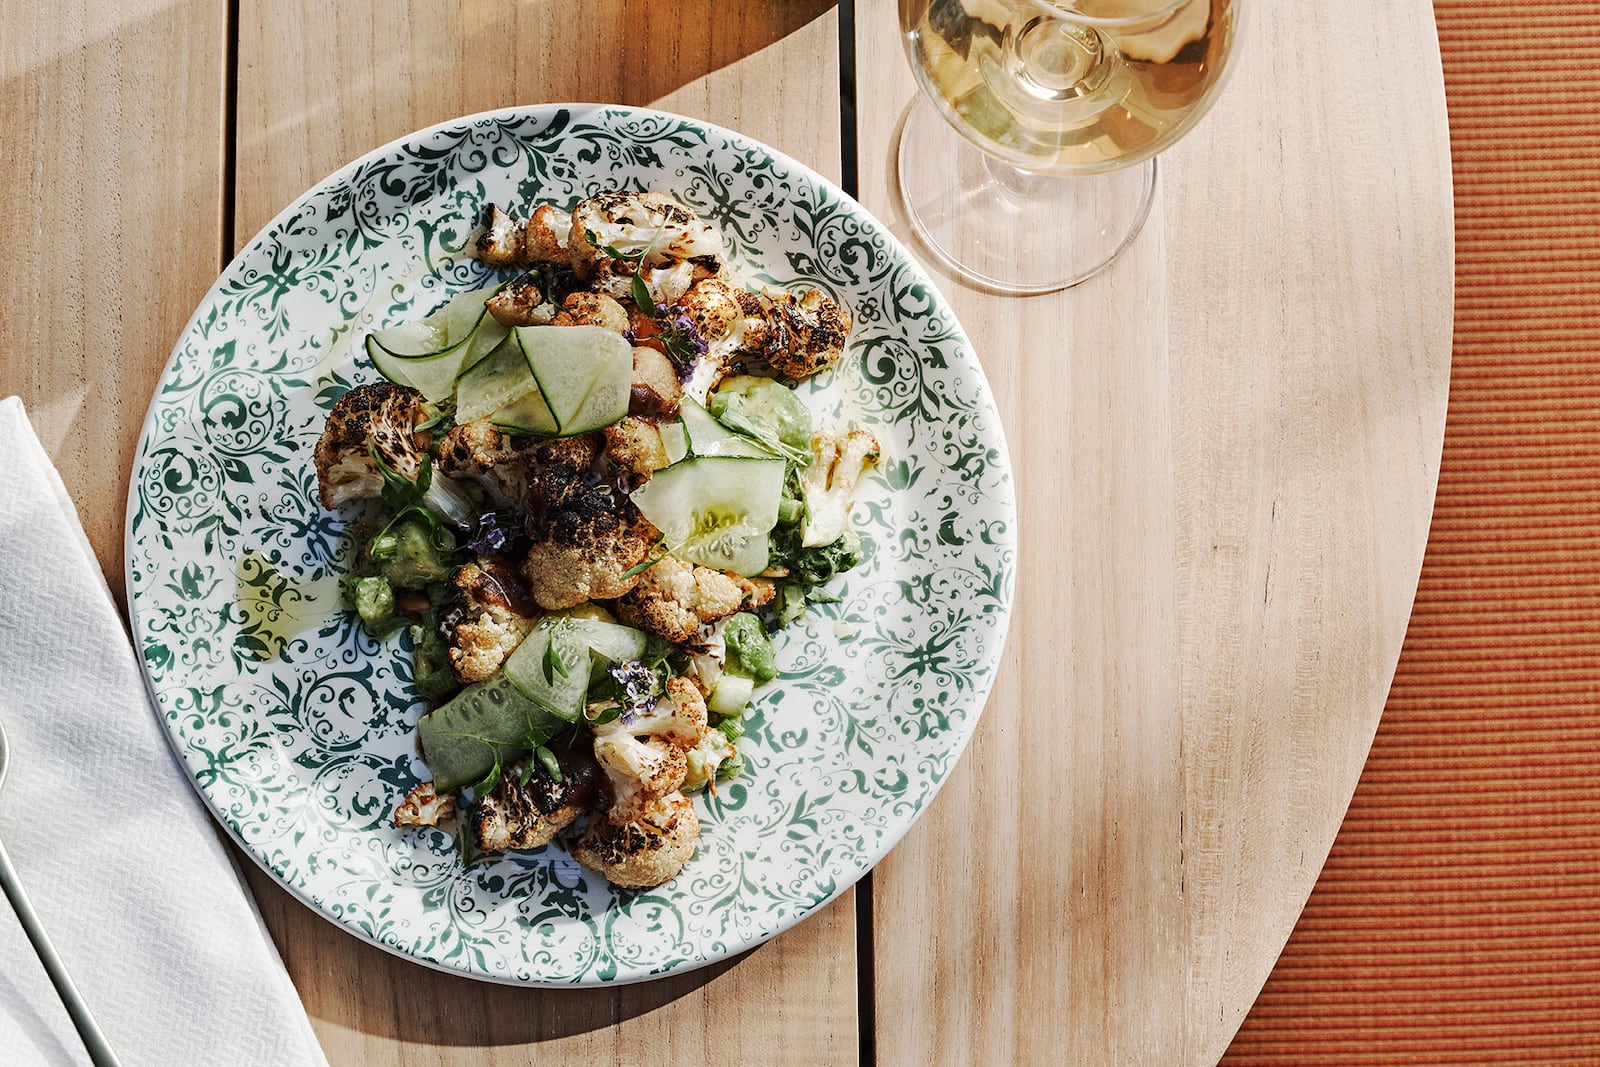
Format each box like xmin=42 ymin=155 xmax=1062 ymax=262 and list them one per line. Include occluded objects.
xmin=609 ymin=660 xmax=664 ymax=724
xmin=466 ymin=509 xmax=521 ymax=556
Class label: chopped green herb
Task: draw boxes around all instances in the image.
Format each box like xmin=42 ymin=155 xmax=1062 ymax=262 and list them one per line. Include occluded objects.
xmin=534 ymin=745 xmax=564 ymax=784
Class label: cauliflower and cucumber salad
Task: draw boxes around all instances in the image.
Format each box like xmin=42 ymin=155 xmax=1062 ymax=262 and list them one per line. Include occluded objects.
xmin=314 ymin=191 xmax=879 ymax=890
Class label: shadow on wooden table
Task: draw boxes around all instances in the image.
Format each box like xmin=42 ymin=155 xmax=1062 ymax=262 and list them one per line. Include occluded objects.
xmin=244 ymin=861 xmax=778 ymax=1046
xmin=232 ymin=0 xmax=843 ymax=245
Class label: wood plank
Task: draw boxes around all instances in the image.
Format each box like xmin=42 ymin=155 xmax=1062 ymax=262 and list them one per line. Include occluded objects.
xmin=234 ymin=3 xmax=855 ymax=1063
xmin=856 ymin=0 xmax=1454 ymax=1063
xmin=0 ymin=0 xmax=227 ymax=605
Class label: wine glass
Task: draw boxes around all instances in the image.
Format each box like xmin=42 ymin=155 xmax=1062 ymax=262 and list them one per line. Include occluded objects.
xmin=897 ymin=0 xmax=1244 ymax=293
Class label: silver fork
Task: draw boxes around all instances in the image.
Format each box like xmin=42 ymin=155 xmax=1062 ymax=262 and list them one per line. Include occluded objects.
xmin=0 ymin=716 xmax=122 ymax=1066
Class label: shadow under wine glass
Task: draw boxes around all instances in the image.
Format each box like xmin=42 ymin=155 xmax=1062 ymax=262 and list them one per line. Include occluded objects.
xmin=895 ymin=0 xmax=1245 ymax=294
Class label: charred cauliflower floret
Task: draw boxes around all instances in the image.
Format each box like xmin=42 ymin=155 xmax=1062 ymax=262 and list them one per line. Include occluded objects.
xmin=475 ymin=203 xmax=525 ymax=268
xmin=525 ymin=204 xmax=575 ymax=266
xmin=629 ymin=344 xmax=683 ymax=418
xmin=520 ymin=466 xmax=659 ymax=609
xmin=590 ymin=726 xmax=688 ymax=826
xmin=614 ymin=555 xmax=755 ymax=645
xmin=603 ymin=416 xmax=670 ymax=484
xmin=438 ymin=421 xmax=603 ymax=508
xmin=393 ymin=781 xmax=457 ymax=827
xmin=485 ymin=271 xmax=553 ymax=327
xmin=624 ymin=676 xmax=710 ymax=747
xmin=474 ymin=744 xmax=600 ymax=851
xmin=569 ymin=191 xmax=723 ymax=305
xmin=570 ymin=791 xmax=700 ymax=889
xmin=440 ymin=559 xmax=538 ymax=683
xmin=313 ymin=382 xmax=427 ymax=508
xmin=530 ymin=432 xmax=604 ymax=471
xmin=755 ymin=286 xmax=852 ymax=380
xmin=676 ymin=276 xmax=763 ymax=345
xmin=672 ymin=278 xmax=767 ymax=401
xmin=674 ymin=280 xmax=850 ymax=386
xmin=800 ymin=429 xmax=881 ymax=548
xmin=550 ymin=291 xmax=630 ymax=333
xmin=585 ymin=679 xmax=707 ymax=836
xmin=437 ymin=420 xmax=536 ymax=508
xmin=475 ymin=202 xmax=574 ymax=269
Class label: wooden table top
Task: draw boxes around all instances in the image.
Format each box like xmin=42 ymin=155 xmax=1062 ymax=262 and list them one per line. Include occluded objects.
xmin=0 ymin=0 xmax=1452 ymax=1063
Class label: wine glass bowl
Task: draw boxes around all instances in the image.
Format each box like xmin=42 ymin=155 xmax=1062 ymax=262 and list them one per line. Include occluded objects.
xmin=896 ymin=0 xmax=1244 ymax=293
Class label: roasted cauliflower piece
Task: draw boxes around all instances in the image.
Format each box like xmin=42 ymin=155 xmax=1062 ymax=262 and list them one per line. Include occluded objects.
xmin=438 ymin=421 xmax=603 ymax=508
xmin=568 ymin=191 xmax=723 ymax=307
xmin=603 ymin=416 xmax=669 ymax=484
xmin=675 ymin=276 xmax=763 ymax=346
xmin=550 ymin=291 xmax=630 ymax=333
xmin=569 ymin=191 xmax=724 ymax=280
xmin=520 ymin=466 xmax=659 ymax=609
xmin=437 ymin=420 xmax=536 ymax=508
xmin=590 ymin=727 xmax=688 ymax=826
xmin=629 ymin=344 xmax=683 ymax=418
xmin=614 ymin=555 xmax=754 ymax=645
xmin=586 ymin=678 xmax=707 ymax=832
xmin=622 ymin=676 xmax=709 ymax=748
xmin=525 ymin=204 xmax=575 ymax=266
xmin=800 ymin=429 xmax=881 ymax=548
xmin=474 ymin=745 xmax=600 ymax=852
xmin=570 ymin=791 xmax=700 ymax=889
xmin=670 ymin=279 xmax=849 ymax=397
xmin=394 ymin=781 xmax=457 ymax=827
xmin=475 ymin=202 xmax=575 ymax=269
xmin=313 ymin=382 xmax=427 ymax=509
xmin=475 ymin=203 xmax=525 ymax=268
xmin=485 ymin=272 xmax=553 ymax=327
xmin=755 ymin=286 xmax=851 ymax=380
xmin=440 ymin=559 xmax=538 ymax=683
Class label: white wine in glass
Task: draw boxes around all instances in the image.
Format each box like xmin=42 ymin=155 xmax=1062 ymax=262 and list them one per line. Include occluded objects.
xmin=897 ymin=0 xmax=1243 ymax=292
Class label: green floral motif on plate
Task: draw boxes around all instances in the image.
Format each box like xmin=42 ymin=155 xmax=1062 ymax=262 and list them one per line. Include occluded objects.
xmin=126 ymin=104 xmax=1014 ymax=985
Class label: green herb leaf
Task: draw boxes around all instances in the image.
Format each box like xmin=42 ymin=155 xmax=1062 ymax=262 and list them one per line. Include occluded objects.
xmin=619 ymin=539 xmax=668 ymax=580
xmin=717 ymin=404 xmax=810 ymax=464
xmin=471 ymin=756 xmax=503 ymax=799
xmin=542 ymin=617 xmax=573 ymax=685
xmin=584 ymin=227 xmax=640 ymax=261
xmin=535 ymin=745 xmax=564 ymax=784
xmin=631 ymin=272 xmax=657 ymax=316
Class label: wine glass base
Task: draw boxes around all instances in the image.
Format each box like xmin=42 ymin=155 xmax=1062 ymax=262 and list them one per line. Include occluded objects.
xmin=895 ymin=96 xmax=1157 ymax=295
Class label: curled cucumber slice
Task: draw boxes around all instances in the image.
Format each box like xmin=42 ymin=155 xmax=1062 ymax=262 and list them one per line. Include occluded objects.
xmin=365 ymin=285 xmax=508 ymax=402
xmin=630 ymin=455 xmax=785 ymax=576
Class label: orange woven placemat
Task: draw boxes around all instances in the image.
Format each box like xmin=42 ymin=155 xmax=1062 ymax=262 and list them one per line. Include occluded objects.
xmin=1222 ymin=1 xmax=1600 ymax=1062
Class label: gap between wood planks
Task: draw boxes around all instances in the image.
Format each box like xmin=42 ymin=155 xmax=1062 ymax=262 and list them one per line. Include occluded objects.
xmin=834 ymin=3 xmax=876 ymax=1065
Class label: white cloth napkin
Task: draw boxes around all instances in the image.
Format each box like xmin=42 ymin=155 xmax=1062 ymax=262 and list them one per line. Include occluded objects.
xmin=0 ymin=397 xmax=328 ymax=1067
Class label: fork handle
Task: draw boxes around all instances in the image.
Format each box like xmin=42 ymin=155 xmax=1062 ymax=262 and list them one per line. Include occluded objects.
xmin=0 ymin=838 xmax=123 ymax=1067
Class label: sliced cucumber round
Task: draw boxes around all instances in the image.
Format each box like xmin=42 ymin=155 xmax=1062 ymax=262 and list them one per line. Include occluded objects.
xmin=417 ymin=673 xmax=568 ymax=793
xmin=491 ymin=388 xmax=558 ymax=437
xmin=501 ymin=614 xmax=651 ymax=720
xmin=365 ymin=285 xmax=508 ymax=402
xmin=629 ymin=455 xmax=785 ymax=576
xmin=455 ymin=337 xmax=543 ymax=426
xmin=678 ymin=396 xmax=776 ymax=459
xmin=661 ymin=418 xmax=690 ymax=465
xmin=514 ymin=325 xmax=633 ymax=436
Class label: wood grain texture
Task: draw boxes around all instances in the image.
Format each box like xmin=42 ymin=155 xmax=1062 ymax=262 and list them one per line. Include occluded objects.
xmin=0 ymin=0 xmax=226 ymax=604
xmin=1227 ymin=0 xmax=1600 ymax=1059
xmin=856 ymin=0 xmax=1454 ymax=1063
xmin=234 ymin=3 xmax=855 ymax=1063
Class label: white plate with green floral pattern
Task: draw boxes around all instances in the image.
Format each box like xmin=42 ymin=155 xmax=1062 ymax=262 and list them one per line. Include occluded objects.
xmin=125 ymin=104 xmax=1014 ymax=985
